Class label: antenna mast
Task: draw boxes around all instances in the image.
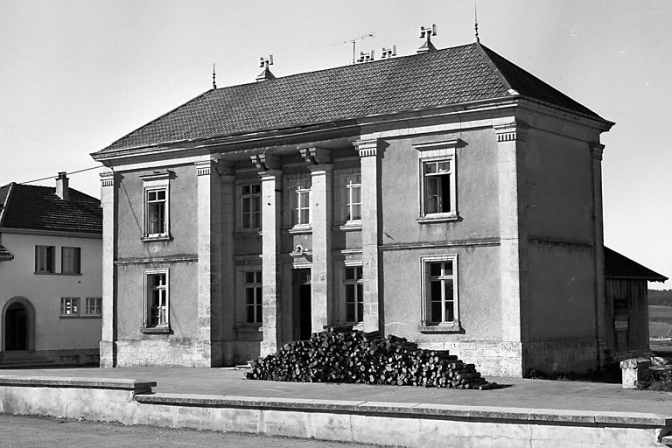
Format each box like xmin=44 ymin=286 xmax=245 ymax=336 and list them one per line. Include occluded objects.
xmin=342 ymin=32 xmax=375 ymax=64
xmin=212 ymin=63 xmax=217 ymax=89
xmin=474 ymin=2 xmax=480 ymax=43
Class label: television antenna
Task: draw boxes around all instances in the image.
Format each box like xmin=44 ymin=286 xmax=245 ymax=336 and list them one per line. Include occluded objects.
xmin=340 ymin=32 xmax=375 ymax=64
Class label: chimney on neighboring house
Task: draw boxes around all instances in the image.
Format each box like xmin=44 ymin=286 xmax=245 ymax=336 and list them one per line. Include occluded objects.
xmin=56 ymin=171 xmax=69 ymax=200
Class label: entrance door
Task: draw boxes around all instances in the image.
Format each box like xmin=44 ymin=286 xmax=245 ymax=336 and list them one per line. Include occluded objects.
xmin=293 ymin=269 xmax=312 ymax=340
xmin=5 ymin=302 xmax=28 ymax=351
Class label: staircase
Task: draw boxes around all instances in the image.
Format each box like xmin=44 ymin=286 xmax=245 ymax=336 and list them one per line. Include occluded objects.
xmin=0 ymin=351 xmax=57 ymax=369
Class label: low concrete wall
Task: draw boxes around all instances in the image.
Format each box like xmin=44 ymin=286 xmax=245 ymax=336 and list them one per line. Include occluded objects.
xmin=0 ymin=375 xmax=670 ymax=448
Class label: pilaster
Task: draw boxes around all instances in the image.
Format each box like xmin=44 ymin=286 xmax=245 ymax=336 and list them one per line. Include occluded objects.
xmin=494 ymin=121 xmax=529 ymax=377
xmin=356 ymin=139 xmax=382 ymax=333
xmin=99 ymin=171 xmax=116 ymax=368
xmin=196 ymin=159 xmax=224 ymax=366
xmin=591 ymin=143 xmax=608 ymax=362
xmin=256 ymin=157 xmax=282 ymax=357
xmin=303 ymin=147 xmax=333 ymax=334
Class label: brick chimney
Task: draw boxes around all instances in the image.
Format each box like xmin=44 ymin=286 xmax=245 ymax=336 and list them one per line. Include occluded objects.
xmin=56 ymin=172 xmax=69 ymax=200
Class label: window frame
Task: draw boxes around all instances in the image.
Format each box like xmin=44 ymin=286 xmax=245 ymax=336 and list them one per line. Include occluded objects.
xmin=143 ymin=269 xmax=170 ymax=332
xmin=139 ymin=170 xmax=171 ymax=241
xmin=239 ymin=182 xmax=262 ymax=231
xmin=414 ymin=140 xmax=462 ymax=223
xmin=61 ymin=246 xmax=81 ymax=275
xmin=420 ymin=254 xmax=460 ymax=332
xmin=285 ymin=175 xmax=312 ymax=229
xmin=35 ymin=245 xmax=55 ymax=274
xmin=60 ymin=297 xmax=80 ymax=317
xmin=343 ymin=264 xmax=364 ymax=324
xmin=243 ymin=269 xmax=263 ymax=324
xmin=84 ymin=297 xmax=102 ymax=317
xmin=339 ymin=171 xmax=362 ymax=226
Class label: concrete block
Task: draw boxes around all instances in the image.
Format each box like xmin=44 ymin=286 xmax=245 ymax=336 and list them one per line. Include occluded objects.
xmin=620 ymin=358 xmax=650 ymax=389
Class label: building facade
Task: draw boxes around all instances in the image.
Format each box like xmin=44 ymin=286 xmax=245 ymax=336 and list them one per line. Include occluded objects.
xmin=0 ymin=173 xmax=103 ymax=366
xmin=92 ymin=41 xmax=617 ymax=376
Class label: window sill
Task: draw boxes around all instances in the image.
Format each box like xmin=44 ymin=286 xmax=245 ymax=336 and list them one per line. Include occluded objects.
xmin=35 ymin=272 xmax=82 ymax=276
xmin=59 ymin=315 xmax=80 ymax=319
xmin=141 ymin=235 xmax=172 ymax=242
xmin=418 ymin=322 xmax=461 ymax=333
xmin=234 ymin=324 xmax=262 ymax=332
xmin=287 ymin=225 xmax=312 ymax=234
xmin=417 ymin=213 xmax=460 ymax=224
xmin=141 ymin=326 xmax=171 ymax=334
xmin=234 ymin=229 xmax=262 ymax=238
xmin=336 ymin=222 xmax=362 ymax=232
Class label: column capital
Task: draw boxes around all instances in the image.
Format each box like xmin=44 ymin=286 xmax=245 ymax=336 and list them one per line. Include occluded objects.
xmin=355 ymin=139 xmax=380 ymax=157
xmin=100 ymin=171 xmax=115 ymax=187
xmin=494 ymin=121 xmax=529 ymax=143
xmin=195 ymin=159 xmax=233 ymax=177
xmin=251 ymin=154 xmax=280 ymax=171
xmin=300 ymin=147 xmax=332 ymax=164
xmin=590 ymin=143 xmax=605 ymax=161
xmin=307 ymin=164 xmax=334 ymax=174
xmin=258 ymin=169 xmax=283 ymax=180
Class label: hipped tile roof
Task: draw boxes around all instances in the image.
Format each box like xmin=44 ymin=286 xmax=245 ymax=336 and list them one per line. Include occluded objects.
xmin=94 ymin=43 xmax=609 ymax=156
xmin=0 ymin=244 xmax=13 ymax=260
xmin=604 ymin=247 xmax=667 ymax=282
xmin=0 ymin=183 xmax=102 ymax=234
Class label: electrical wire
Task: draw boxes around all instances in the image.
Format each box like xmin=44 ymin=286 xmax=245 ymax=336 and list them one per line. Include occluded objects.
xmin=19 ymin=165 xmax=103 ymax=185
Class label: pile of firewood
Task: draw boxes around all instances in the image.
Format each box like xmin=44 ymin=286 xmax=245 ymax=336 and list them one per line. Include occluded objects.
xmin=246 ymin=326 xmax=495 ymax=390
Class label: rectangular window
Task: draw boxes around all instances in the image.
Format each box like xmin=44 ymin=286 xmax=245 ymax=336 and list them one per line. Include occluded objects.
xmin=289 ymin=179 xmax=311 ymax=226
xmin=85 ymin=297 xmax=102 ymax=316
xmin=344 ymin=266 xmax=364 ymax=323
xmin=241 ymin=184 xmax=262 ymax=229
xmin=146 ymin=188 xmax=167 ymax=236
xmin=61 ymin=247 xmax=81 ymax=274
xmin=424 ymin=257 xmax=458 ymax=326
xmin=146 ymin=272 xmax=168 ymax=328
xmin=343 ymin=174 xmax=362 ymax=222
xmin=60 ymin=297 xmax=79 ymax=316
xmin=244 ymin=270 xmax=263 ymax=324
xmin=423 ymin=160 xmax=453 ymax=215
xmin=35 ymin=245 xmax=55 ymax=273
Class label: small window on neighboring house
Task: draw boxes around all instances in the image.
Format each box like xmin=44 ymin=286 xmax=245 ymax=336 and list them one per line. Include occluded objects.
xmin=344 ymin=265 xmax=364 ymax=323
xmin=60 ymin=297 xmax=79 ymax=316
xmin=244 ymin=270 xmax=263 ymax=324
xmin=342 ymin=174 xmax=362 ymax=223
xmin=35 ymin=245 xmax=55 ymax=273
xmin=421 ymin=255 xmax=459 ymax=330
xmin=241 ymin=183 xmax=262 ymax=230
xmin=61 ymin=247 xmax=81 ymax=274
xmin=85 ymin=297 xmax=102 ymax=316
xmin=288 ymin=178 xmax=311 ymax=227
xmin=146 ymin=188 xmax=167 ymax=236
xmin=145 ymin=271 xmax=169 ymax=329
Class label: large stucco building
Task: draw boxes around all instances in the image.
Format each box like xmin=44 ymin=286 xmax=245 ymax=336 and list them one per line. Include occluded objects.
xmin=92 ymin=38 xmax=646 ymax=376
xmin=0 ymin=173 xmax=103 ymax=367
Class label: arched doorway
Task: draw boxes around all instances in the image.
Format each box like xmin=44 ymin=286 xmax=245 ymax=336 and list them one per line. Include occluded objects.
xmin=2 ymin=297 xmax=35 ymax=353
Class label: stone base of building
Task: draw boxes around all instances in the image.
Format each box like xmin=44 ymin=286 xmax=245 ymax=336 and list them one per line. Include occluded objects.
xmin=115 ymin=340 xmax=216 ymax=367
xmin=523 ymin=338 xmax=599 ymax=376
xmin=99 ymin=341 xmax=115 ymax=368
xmin=419 ymin=341 xmax=524 ymax=377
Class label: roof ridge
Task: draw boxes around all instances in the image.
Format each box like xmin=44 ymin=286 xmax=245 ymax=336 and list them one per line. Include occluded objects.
xmin=473 ymin=42 xmax=513 ymax=93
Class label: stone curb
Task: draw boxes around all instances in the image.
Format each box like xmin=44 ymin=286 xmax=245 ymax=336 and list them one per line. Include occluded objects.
xmin=0 ymin=375 xmax=155 ymax=392
xmin=135 ymin=393 xmax=672 ymax=427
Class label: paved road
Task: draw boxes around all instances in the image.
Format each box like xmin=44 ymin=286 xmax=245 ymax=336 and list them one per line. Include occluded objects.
xmin=0 ymin=414 xmax=392 ymax=448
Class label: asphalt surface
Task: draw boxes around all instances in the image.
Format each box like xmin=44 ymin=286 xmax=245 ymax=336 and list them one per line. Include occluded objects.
xmin=1 ymin=366 xmax=671 ymax=415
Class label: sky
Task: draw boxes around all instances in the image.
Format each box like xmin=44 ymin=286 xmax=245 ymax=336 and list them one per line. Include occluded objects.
xmin=1 ymin=0 xmax=670 ymax=288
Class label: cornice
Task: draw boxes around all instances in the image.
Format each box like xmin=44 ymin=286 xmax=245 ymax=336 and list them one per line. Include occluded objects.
xmin=0 ymin=227 xmax=102 ymax=239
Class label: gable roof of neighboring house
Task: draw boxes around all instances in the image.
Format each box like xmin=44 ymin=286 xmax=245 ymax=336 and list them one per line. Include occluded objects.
xmin=92 ymin=42 xmax=612 ymax=157
xmin=0 ymin=183 xmax=102 ymax=234
xmin=604 ymin=247 xmax=668 ymax=282
xmin=0 ymin=244 xmax=13 ymax=261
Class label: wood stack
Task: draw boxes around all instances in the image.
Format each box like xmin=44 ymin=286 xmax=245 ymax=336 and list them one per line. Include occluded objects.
xmin=245 ymin=326 xmax=495 ymax=390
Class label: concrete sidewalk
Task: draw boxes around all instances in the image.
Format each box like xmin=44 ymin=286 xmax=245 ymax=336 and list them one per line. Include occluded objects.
xmin=2 ymin=366 xmax=670 ymax=415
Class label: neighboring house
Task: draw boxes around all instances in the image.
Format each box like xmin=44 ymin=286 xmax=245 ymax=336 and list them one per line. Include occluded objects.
xmin=92 ymin=37 xmax=656 ymax=377
xmin=0 ymin=173 xmax=103 ymax=367
xmin=604 ymin=247 xmax=667 ymax=356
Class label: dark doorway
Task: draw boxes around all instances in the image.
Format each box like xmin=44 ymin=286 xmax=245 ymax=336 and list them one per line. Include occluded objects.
xmin=5 ymin=302 xmax=28 ymax=351
xmin=293 ymin=269 xmax=312 ymax=340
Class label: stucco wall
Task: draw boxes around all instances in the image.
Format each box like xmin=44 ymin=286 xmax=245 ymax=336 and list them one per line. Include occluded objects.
xmin=524 ymin=130 xmax=593 ymax=243
xmin=0 ymin=232 xmax=102 ymax=355
xmin=527 ymin=245 xmax=596 ymax=341
xmin=380 ymin=130 xmax=499 ymax=245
